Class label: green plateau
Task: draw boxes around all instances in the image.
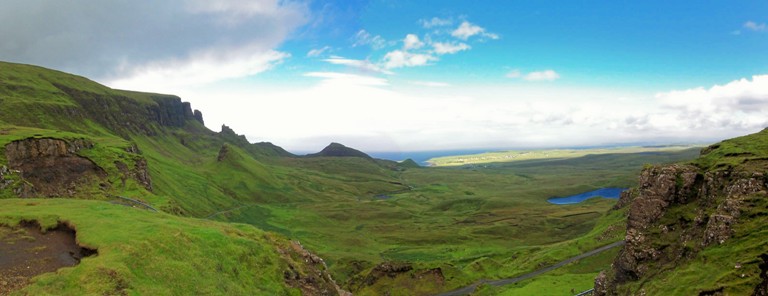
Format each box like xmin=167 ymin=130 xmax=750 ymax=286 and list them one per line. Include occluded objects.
xmin=0 ymin=61 xmax=765 ymax=295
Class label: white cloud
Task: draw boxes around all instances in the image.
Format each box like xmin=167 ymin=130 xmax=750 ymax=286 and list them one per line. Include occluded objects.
xmin=420 ymin=17 xmax=452 ymax=28
xmin=410 ymin=81 xmax=450 ymax=87
xmin=744 ymin=21 xmax=767 ymax=32
xmin=656 ymin=74 xmax=768 ymax=122
xmin=0 ymin=0 xmax=307 ymax=79
xmin=109 ymin=44 xmax=289 ymax=91
xmin=323 ymin=57 xmax=393 ymax=74
xmin=506 ymin=69 xmax=560 ymax=81
xmin=403 ymin=34 xmax=425 ymax=50
xmin=352 ymin=30 xmax=387 ymax=49
xmin=303 ymin=72 xmax=389 ymax=87
xmin=524 ymin=70 xmax=560 ymax=81
xmin=307 ymin=46 xmax=331 ymax=57
xmin=178 ymin=72 xmax=768 ymax=152
xmin=383 ymin=50 xmax=438 ymax=69
xmin=505 ymin=69 xmax=522 ymax=78
xmin=452 ymin=21 xmax=482 ymax=39
xmin=432 ymin=42 xmax=470 ymax=54
xmin=451 ymin=21 xmax=498 ymax=40
xmin=184 ymin=0 xmax=307 ymax=25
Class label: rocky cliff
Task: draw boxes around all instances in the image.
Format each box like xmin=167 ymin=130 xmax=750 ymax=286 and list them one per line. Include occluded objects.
xmin=595 ymin=130 xmax=768 ymax=295
xmin=3 ymin=137 xmax=152 ymax=197
xmin=56 ymin=84 xmax=205 ymax=136
xmin=4 ymin=138 xmax=106 ymax=197
xmin=219 ymin=124 xmax=295 ymax=158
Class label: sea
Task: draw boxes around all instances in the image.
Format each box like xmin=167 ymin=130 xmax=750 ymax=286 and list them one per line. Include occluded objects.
xmin=367 ymin=149 xmax=493 ymax=166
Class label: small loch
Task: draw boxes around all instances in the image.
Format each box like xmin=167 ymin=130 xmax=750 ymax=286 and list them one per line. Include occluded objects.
xmin=547 ymin=188 xmax=626 ymax=204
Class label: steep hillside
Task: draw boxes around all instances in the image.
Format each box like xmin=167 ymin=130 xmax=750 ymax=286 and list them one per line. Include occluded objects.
xmin=0 ymin=61 xmax=407 ymax=295
xmin=0 ymin=61 xmax=708 ymax=295
xmin=0 ymin=61 xmax=405 ymax=213
xmin=594 ymin=129 xmax=768 ymax=295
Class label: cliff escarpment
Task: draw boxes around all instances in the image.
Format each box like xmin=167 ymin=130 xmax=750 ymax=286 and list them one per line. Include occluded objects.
xmin=2 ymin=137 xmax=153 ymax=198
xmin=595 ymin=129 xmax=768 ymax=295
xmin=56 ymin=84 xmax=205 ymax=136
xmin=4 ymin=138 xmax=105 ymax=197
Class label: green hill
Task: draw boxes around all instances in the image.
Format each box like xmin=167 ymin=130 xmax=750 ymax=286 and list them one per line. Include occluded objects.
xmin=307 ymin=142 xmax=374 ymax=159
xmin=0 ymin=61 xmax=403 ymax=294
xmin=1 ymin=61 xmax=742 ymax=295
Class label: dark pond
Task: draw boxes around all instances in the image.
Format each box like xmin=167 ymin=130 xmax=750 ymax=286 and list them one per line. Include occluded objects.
xmin=547 ymin=187 xmax=626 ymax=204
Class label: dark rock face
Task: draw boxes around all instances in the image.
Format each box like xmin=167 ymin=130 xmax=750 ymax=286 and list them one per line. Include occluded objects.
xmin=350 ymin=262 xmax=445 ymax=292
xmin=193 ymin=109 xmax=204 ymax=124
xmin=54 ymin=84 xmax=203 ymax=135
xmin=613 ymin=165 xmax=700 ymax=282
xmin=595 ymin=162 xmax=767 ymax=295
xmin=216 ymin=144 xmax=230 ymax=162
xmin=594 ymin=271 xmax=610 ymax=296
xmin=155 ymin=98 xmax=194 ymax=127
xmin=755 ymin=254 xmax=768 ymax=296
xmin=366 ymin=262 xmax=414 ymax=284
xmin=4 ymin=138 xmax=106 ymax=197
xmin=279 ymin=241 xmax=351 ymax=296
xmin=114 ymin=158 xmax=152 ymax=191
xmin=612 ymin=187 xmax=637 ymax=210
xmin=217 ymin=125 xmax=296 ymax=158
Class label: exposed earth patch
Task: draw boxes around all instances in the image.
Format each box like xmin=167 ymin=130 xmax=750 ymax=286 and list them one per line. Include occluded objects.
xmin=0 ymin=220 xmax=96 ymax=295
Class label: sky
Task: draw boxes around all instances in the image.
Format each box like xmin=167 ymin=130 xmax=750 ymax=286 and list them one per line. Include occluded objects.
xmin=1 ymin=0 xmax=768 ymax=153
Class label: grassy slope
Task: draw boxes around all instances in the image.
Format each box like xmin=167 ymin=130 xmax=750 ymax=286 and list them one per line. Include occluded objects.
xmin=0 ymin=199 xmax=306 ymax=295
xmin=0 ymin=61 xmax=708 ymax=294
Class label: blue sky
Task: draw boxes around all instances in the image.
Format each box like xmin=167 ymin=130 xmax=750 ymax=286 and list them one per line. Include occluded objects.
xmin=1 ymin=0 xmax=767 ymax=152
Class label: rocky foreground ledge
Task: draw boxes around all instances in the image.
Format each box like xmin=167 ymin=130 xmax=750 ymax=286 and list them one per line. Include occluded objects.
xmin=595 ymin=141 xmax=768 ymax=295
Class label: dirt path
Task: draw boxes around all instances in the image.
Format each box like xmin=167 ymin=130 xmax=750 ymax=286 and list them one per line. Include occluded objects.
xmin=434 ymin=241 xmax=625 ymax=296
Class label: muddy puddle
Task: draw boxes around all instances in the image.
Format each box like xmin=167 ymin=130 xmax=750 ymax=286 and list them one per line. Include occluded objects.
xmin=0 ymin=221 xmax=96 ymax=295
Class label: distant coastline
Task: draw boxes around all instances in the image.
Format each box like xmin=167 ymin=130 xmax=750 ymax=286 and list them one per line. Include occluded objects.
xmin=368 ymin=150 xmax=493 ymax=166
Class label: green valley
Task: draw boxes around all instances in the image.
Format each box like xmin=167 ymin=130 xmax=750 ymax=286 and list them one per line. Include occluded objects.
xmin=1 ymin=61 xmax=765 ymax=295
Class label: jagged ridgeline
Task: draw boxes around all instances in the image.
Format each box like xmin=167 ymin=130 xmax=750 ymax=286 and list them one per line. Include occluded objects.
xmin=4 ymin=60 xmax=763 ymax=295
xmin=595 ymin=129 xmax=768 ymax=295
xmin=0 ymin=61 xmax=416 ymax=294
xmin=0 ymin=61 xmax=408 ymax=211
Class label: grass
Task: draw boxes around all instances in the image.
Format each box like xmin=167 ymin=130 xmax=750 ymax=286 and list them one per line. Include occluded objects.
xmin=0 ymin=60 xmax=719 ymax=295
xmin=427 ymin=145 xmax=704 ymax=167
xmin=0 ymin=198 xmax=308 ymax=295
xmin=0 ymin=121 xmax=700 ymax=294
xmin=694 ymin=127 xmax=768 ymax=171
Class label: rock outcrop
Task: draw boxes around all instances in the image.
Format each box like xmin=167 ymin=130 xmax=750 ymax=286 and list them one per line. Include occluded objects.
xmin=278 ymin=241 xmax=351 ymax=296
xmin=595 ymin=138 xmax=768 ymax=295
xmin=756 ymin=254 xmax=768 ymax=296
xmin=54 ymin=84 xmax=204 ymax=136
xmin=218 ymin=125 xmax=295 ymax=158
xmin=4 ymin=138 xmax=106 ymax=197
xmin=114 ymin=158 xmax=152 ymax=191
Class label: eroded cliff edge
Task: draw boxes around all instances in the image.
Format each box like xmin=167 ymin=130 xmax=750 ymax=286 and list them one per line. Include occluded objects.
xmin=595 ymin=130 xmax=768 ymax=295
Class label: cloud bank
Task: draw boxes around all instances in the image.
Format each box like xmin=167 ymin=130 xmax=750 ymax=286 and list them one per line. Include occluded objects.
xmin=0 ymin=0 xmax=308 ymax=84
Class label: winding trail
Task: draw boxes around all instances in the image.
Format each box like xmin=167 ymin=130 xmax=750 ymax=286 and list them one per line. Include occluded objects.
xmin=204 ymin=203 xmax=255 ymax=219
xmin=107 ymin=194 xmax=158 ymax=212
xmin=434 ymin=240 xmax=625 ymax=296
